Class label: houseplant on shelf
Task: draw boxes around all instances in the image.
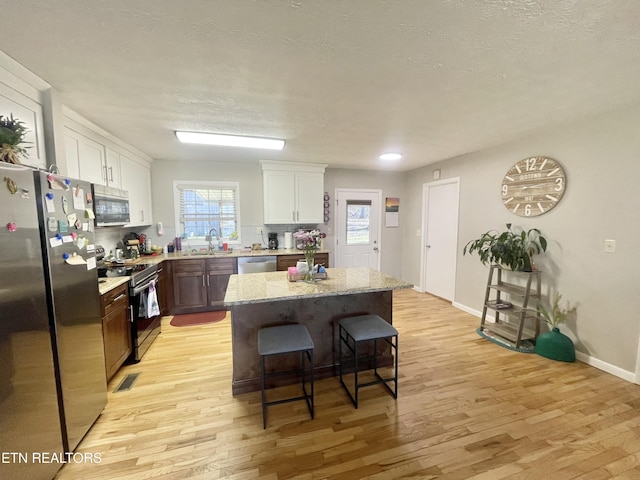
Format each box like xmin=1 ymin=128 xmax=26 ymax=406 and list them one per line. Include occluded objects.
xmin=293 ymin=229 xmax=326 ymax=282
xmin=535 ymin=292 xmax=577 ymax=362
xmin=462 ymin=223 xmax=547 ymax=272
xmin=0 ymin=114 xmax=29 ymax=164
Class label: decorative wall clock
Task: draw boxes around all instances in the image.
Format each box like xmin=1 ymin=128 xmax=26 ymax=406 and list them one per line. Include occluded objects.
xmin=501 ymin=156 xmax=566 ymax=217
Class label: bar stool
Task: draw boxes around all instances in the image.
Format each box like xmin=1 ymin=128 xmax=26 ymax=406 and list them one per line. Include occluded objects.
xmin=338 ymin=314 xmax=398 ymax=408
xmin=258 ymin=324 xmax=315 ymax=429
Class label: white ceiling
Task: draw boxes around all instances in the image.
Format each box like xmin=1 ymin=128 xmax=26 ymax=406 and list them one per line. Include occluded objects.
xmin=2 ymin=1 xmax=639 ymax=172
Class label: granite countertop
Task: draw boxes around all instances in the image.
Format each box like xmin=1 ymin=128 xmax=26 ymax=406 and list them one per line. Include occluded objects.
xmin=161 ymin=248 xmax=329 ymax=260
xmin=224 ymin=267 xmax=413 ymax=306
xmin=98 ymin=248 xmax=331 ymax=296
xmin=98 ymin=276 xmax=130 ymax=296
xmin=111 ymin=248 xmax=329 ymax=266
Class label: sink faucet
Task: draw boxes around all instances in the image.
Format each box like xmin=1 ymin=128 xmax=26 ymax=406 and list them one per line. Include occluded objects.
xmin=207 ymin=228 xmax=219 ymax=251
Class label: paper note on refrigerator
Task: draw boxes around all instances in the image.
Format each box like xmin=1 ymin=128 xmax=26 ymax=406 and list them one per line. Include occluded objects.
xmin=49 ymin=236 xmax=63 ymax=248
xmin=64 ymin=253 xmax=86 ymax=265
xmin=73 ymin=188 xmax=85 ymax=210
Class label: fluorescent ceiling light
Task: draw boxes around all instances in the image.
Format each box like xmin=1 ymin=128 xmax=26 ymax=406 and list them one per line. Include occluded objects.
xmin=379 ymin=152 xmax=402 ymax=161
xmin=175 ymin=131 xmax=285 ymax=150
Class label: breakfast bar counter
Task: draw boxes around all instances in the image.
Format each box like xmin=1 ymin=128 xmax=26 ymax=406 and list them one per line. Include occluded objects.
xmin=224 ymin=267 xmax=413 ymax=395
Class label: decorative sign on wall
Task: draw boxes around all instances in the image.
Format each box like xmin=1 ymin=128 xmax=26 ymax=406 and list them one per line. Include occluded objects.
xmin=323 ymin=192 xmax=330 ymax=224
xmin=385 ymin=197 xmax=399 ymax=227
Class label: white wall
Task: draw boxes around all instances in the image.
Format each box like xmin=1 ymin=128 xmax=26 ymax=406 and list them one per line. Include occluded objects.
xmin=324 ymin=168 xmax=406 ymax=278
xmin=150 ymin=159 xmax=264 ymax=247
xmin=402 ymin=101 xmax=640 ymax=376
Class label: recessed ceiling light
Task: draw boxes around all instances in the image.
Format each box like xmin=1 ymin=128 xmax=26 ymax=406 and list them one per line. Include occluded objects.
xmin=379 ymin=152 xmax=402 ymax=161
xmin=175 ymin=131 xmax=285 ymax=150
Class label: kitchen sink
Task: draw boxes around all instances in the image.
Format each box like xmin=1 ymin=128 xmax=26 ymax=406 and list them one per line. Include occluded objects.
xmin=185 ymin=250 xmax=233 ymax=256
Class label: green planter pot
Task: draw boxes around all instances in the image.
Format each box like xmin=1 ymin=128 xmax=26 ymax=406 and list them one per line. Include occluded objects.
xmin=535 ymin=327 xmax=575 ymax=362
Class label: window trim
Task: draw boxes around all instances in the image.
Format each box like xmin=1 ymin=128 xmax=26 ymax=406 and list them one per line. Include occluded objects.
xmin=173 ymin=180 xmax=241 ymax=245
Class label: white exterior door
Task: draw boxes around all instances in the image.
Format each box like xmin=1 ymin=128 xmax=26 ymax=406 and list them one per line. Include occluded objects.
xmin=335 ymin=189 xmax=381 ymax=270
xmin=420 ymin=178 xmax=460 ymax=301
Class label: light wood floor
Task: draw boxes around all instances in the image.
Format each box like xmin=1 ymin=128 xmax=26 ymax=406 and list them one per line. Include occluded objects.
xmin=55 ymin=289 xmax=640 ymax=479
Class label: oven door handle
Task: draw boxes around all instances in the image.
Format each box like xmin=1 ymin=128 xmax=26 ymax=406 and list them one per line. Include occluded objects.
xmin=131 ymin=274 xmax=160 ymax=296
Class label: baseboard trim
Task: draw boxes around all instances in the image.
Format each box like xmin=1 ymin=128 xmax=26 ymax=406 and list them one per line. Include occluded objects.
xmin=452 ymin=301 xmax=637 ymax=384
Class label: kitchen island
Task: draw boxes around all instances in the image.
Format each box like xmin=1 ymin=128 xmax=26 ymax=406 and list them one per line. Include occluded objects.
xmin=224 ymin=267 xmax=413 ymax=395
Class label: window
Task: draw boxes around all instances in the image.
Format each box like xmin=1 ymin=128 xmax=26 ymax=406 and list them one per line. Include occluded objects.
xmin=346 ymin=200 xmax=371 ymax=244
xmin=174 ymin=181 xmax=240 ymax=241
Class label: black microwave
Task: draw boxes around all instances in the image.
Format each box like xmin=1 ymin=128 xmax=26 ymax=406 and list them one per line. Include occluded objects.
xmin=93 ymin=184 xmax=130 ymax=227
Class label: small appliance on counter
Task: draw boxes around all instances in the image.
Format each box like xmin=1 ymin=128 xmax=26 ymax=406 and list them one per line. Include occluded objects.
xmin=123 ymin=232 xmax=141 ymax=258
xmin=268 ymin=232 xmax=279 ymax=250
xmin=284 ymin=231 xmax=293 ymax=249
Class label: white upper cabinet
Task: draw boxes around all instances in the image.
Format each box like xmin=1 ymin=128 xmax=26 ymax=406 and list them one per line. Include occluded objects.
xmin=261 ymin=161 xmax=327 ymax=224
xmin=64 ymin=127 xmax=124 ymax=188
xmin=120 ymin=155 xmax=152 ymax=226
xmin=295 ymin=170 xmax=326 ymax=224
xmin=62 ymin=108 xmax=153 ymax=226
xmin=104 ymin=148 xmax=122 ymax=187
xmin=0 ymin=82 xmax=47 ymax=168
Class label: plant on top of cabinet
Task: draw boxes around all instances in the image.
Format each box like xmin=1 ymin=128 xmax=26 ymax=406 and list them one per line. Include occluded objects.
xmin=463 ymin=223 xmax=547 ymax=272
xmin=0 ymin=114 xmax=29 ymax=164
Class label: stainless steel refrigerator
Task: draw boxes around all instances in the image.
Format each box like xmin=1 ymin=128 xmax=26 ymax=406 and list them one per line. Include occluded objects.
xmin=0 ymin=164 xmax=107 ymax=480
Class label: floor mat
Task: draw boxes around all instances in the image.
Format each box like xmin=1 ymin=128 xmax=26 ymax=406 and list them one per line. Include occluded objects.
xmin=170 ymin=311 xmax=227 ymax=327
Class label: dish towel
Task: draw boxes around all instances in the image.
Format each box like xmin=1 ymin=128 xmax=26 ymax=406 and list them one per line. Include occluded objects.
xmin=147 ymin=280 xmax=160 ymax=317
xmin=138 ymin=289 xmax=147 ymax=317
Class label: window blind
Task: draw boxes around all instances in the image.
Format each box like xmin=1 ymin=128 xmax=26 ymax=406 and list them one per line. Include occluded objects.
xmin=176 ymin=183 xmax=239 ymax=238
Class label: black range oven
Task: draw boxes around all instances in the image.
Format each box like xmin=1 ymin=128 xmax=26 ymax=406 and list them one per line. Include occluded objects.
xmin=127 ymin=263 xmax=162 ymax=363
xmin=98 ymin=261 xmax=162 ymax=363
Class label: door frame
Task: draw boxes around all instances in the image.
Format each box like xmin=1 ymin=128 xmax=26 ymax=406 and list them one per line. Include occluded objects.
xmin=334 ymin=188 xmax=382 ymax=271
xmin=418 ymin=177 xmax=460 ymax=296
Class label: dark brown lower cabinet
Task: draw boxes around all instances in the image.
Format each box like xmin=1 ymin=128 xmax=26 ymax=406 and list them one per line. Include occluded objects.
xmin=207 ymin=257 xmax=237 ymax=309
xmin=157 ymin=262 xmax=170 ymax=316
xmin=276 ymin=252 xmax=329 ymax=271
xmin=170 ymin=258 xmax=237 ymax=314
xmin=100 ymin=283 xmax=131 ymax=381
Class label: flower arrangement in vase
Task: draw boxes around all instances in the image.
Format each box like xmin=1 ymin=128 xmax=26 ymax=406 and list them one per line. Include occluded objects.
xmin=293 ymin=229 xmax=326 ymax=282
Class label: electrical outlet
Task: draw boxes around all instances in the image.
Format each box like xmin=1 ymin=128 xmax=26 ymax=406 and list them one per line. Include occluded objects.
xmin=256 ymin=226 xmax=263 ymax=234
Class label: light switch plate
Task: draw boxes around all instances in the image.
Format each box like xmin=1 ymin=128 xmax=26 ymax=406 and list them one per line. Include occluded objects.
xmin=604 ymin=239 xmax=616 ymax=253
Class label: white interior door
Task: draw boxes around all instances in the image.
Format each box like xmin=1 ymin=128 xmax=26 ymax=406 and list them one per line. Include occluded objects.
xmin=420 ymin=178 xmax=460 ymax=301
xmin=335 ymin=189 xmax=381 ymax=270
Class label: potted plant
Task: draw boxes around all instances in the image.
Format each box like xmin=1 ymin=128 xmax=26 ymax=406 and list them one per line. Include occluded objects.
xmin=535 ymin=292 xmax=577 ymax=362
xmin=463 ymin=223 xmax=547 ymax=272
xmin=0 ymin=114 xmax=29 ymax=164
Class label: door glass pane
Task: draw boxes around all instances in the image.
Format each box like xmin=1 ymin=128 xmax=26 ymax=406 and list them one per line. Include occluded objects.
xmin=346 ymin=200 xmax=371 ymax=244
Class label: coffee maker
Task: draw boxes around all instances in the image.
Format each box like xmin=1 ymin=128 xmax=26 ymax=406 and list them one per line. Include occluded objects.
xmin=268 ymin=232 xmax=278 ymax=250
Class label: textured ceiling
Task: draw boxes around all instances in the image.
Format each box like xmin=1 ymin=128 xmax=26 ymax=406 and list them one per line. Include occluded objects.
xmin=1 ymin=0 xmax=639 ymax=171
